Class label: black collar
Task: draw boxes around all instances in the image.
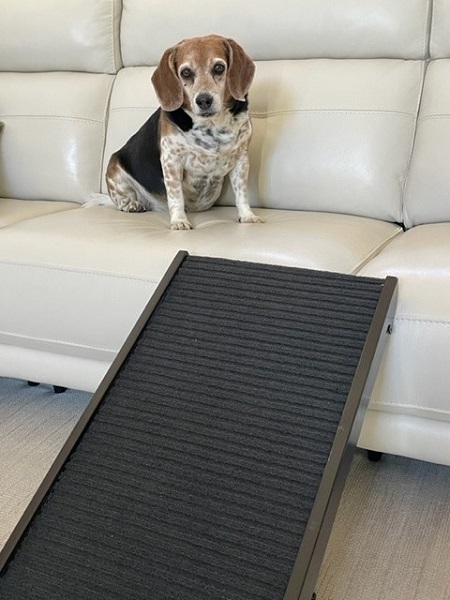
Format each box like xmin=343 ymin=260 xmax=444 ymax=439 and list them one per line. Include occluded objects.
xmin=167 ymin=108 xmax=193 ymax=132
xmin=228 ymin=97 xmax=249 ymax=116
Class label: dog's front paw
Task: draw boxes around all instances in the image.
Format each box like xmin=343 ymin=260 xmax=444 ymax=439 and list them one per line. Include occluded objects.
xmin=239 ymin=212 xmax=264 ymax=224
xmin=170 ymin=219 xmax=193 ymax=230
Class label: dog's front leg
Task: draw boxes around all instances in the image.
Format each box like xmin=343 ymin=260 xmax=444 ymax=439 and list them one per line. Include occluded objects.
xmin=160 ymin=143 xmax=192 ymax=230
xmin=167 ymin=186 xmax=192 ymax=230
xmin=229 ymin=150 xmax=263 ymax=224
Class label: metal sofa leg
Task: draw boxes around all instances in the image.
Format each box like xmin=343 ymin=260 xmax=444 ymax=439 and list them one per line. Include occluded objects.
xmin=367 ymin=450 xmax=383 ymax=462
xmin=27 ymin=381 xmax=67 ymax=394
xmin=53 ymin=386 xmax=68 ymax=394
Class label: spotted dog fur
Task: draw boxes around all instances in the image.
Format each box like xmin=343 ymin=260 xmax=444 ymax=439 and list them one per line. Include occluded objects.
xmin=105 ymin=34 xmax=262 ymax=230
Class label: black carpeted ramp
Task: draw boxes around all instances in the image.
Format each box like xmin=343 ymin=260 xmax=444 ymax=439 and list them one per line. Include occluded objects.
xmin=0 ymin=253 xmax=397 ymax=600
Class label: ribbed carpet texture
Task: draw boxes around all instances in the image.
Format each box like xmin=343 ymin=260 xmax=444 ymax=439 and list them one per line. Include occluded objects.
xmin=1 ymin=376 xmax=450 ymax=600
xmin=0 ymin=256 xmax=386 ymax=599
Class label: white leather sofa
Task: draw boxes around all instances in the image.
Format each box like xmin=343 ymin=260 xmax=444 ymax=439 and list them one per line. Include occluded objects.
xmin=1 ymin=0 xmax=450 ymax=467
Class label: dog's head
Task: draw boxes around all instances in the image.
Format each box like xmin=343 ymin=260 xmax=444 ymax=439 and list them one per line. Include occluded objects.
xmin=151 ymin=34 xmax=255 ymax=117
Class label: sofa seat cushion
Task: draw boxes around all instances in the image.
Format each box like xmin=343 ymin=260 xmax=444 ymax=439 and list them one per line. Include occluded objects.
xmin=358 ymin=223 xmax=450 ymax=423
xmin=0 ymin=206 xmax=401 ymax=391
xmin=0 ymin=199 xmax=79 ymax=228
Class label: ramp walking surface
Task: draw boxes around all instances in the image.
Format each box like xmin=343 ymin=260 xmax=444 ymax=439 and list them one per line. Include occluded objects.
xmin=0 ymin=255 xmax=395 ymax=600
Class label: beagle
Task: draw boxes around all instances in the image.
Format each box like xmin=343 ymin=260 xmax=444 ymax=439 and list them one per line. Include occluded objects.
xmin=102 ymin=34 xmax=262 ymax=230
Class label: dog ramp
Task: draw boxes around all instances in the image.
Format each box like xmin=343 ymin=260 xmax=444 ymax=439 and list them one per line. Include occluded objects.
xmin=0 ymin=252 xmax=397 ymax=600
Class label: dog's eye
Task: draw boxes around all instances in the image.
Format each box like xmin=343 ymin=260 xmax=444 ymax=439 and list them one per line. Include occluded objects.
xmin=213 ymin=63 xmax=225 ymax=75
xmin=180 ymin=68 xmax=194 ymax=79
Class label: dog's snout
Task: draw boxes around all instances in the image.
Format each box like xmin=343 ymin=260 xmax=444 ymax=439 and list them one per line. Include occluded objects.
xmin=196 ymin=93 xmax=214 ymax=111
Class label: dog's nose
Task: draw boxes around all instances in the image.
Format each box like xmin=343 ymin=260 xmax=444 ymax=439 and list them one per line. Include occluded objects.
xmin=196 ymin=93 xmax=213 ymax=111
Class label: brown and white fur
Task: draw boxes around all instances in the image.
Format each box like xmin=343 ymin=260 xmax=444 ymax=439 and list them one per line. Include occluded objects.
xmin=92 ymin=35 xmax=262 ymax=230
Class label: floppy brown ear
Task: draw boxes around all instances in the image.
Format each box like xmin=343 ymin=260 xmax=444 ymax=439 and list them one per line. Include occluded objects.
xmin=225 ymin=38 xmax=255 ymax=101
xmin=151 ymin=47 xmax=184 ymax=112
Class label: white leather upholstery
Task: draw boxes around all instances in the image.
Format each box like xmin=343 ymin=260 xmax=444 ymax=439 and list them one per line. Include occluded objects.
xmin=430 ymin=0 xmax=450 ymax=58
xmin=405 ymin=60 xmax=450 ymax=227
xmin=120 ymin=0 xmax=430 ymax=65
xmin=358 ymin=224 xmax=450 ymax=462
xmin=360 ymin=411 xmax=450 ymax=465
xmin=0 ymin=0 xmax=122 ymax=73
xmin=0 ymin=207 xmax=401 ymax=276
xmin=0 ymin=345 xmax=111 ymax=395
xmin=229 ymin=60 xmax=422 ymax=221
xmin=0 ymin=73 xmax=114 ymax=202
xmin=0 ymin=199 xmax=78 ymax=228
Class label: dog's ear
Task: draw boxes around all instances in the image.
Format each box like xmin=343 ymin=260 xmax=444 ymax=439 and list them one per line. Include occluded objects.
xmin=224 ymin=38 xmax=255 ymax=101
xmin=151 ymin=46 xmax=184 ymax=112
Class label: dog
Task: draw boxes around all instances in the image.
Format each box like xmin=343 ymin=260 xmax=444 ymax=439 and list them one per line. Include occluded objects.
xmin=93 ymin=34 xmax=262 ymax=230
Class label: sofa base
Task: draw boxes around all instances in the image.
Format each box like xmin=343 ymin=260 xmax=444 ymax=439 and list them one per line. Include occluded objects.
xmin=0 ymin=345 xmax=108 ymax=393
xmin=359 ymin=409 xmax=450 ymax=467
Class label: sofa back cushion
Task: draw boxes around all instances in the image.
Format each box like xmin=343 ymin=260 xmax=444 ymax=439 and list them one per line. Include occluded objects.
xmin=103 ymin=59 xmax=424 ymax=222
xmin=111 ymin=0 xmax=428 ymax=222
xmin=120 ymin=0 xmax=430 ymax=65
xmin=430 ymin=0 xmax=450 ymax=58
xmin=404 ymin=2 xmax=450 ymax=228
xmin=0 ymin=0 xmax=431 ymax=216
xmin=0 ymin=0 xmax=121 ymax=203
xmin=404 ymin=60 xmax=450 ymax=227
xmin=0 ymin=73 xmax=113 ymax=203
xmin=0 ymin=0 xmax=122 ymax=74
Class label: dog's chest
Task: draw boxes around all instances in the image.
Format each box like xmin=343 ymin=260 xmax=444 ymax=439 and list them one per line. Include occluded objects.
xmin=190 ymin=124 xmax=235 ymax=152
xmin=185 ymin=123 xmax=243 ymax=171
xmin=180 ymin=121 xmax=248 ymax=210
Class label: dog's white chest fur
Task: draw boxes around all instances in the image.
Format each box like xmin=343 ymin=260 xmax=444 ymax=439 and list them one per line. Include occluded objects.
xmin=174 ymin=115 xmax=251 ymax=212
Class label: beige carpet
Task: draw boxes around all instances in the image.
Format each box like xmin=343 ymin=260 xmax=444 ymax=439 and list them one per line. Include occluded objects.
xmin=317 ymin=449 xmax=450 ymax=599
xmin=0 ymin=378 xmax=92 ymax=549
xmin=1 ymin=376 xmax=450 ymax=599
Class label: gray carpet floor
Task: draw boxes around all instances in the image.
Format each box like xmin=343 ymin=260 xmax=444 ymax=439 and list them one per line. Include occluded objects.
xmin=1 ymin=376 xmax=450 ymax=599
